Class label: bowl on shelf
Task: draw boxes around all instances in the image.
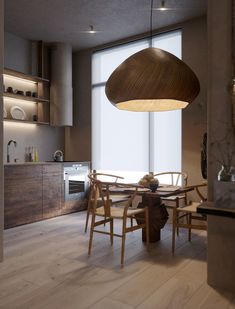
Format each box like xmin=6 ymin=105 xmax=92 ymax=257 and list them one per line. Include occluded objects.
xmin=16 ymin=90 xmax=24 ymax=95
xmin=7 ymin=87 xmax=13 ymax=93
xmin=26 ymin=91 xmax=32 ymax=96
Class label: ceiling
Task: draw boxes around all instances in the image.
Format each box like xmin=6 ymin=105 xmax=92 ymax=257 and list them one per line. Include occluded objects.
xmin=4 ymin=0 xmax=207 ymax=51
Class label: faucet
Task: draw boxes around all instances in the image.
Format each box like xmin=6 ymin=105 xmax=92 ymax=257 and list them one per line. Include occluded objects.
xmin=7 ymin=140 xmax=17 ymax=163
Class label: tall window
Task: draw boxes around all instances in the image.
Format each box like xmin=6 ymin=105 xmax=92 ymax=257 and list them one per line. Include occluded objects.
xmin=92 ymin=30 xmax=182 ymax=183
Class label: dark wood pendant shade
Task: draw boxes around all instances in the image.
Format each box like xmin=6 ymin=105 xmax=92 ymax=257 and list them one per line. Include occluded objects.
xmin=105 ymin=47 xmax=200 ymax=112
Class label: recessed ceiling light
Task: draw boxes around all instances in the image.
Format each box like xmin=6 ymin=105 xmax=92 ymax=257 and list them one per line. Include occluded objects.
xmin=159 ymin=0 xmax=167 ymax=11
xmin=80 ymin=25 xmax=99 ymax=34
xmin=88 ymin=25 xmax=96 ymax=34
xmin=153 ymin=0 xmax=171 ymax=11
xmin=154 ymin=0 xmax=202 ymax=11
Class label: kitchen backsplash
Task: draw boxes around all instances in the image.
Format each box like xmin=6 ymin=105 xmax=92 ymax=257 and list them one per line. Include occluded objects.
xmin=4 ymin=122 xmax=65 ymax=163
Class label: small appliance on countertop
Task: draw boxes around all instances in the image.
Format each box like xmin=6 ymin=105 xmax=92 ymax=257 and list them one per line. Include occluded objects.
xmin=53 ymin=149 xmax=64 ymax=162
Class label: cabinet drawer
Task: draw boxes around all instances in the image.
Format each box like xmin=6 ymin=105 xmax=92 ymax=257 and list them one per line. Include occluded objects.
xmin=43 ymin=164 xmax=63 ymax=177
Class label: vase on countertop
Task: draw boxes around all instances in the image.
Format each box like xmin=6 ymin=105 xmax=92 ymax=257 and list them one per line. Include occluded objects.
xmin=217 ymin=165 xmax=233 ymax=182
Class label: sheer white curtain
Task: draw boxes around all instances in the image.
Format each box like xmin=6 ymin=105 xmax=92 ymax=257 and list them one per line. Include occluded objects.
xmin=92 ymin=30 xmax=182 ymax=183
xmin=151 ymin=31 xmax=182 ymax=174
xmin=92 ymin=40 xmax=149 ymax=182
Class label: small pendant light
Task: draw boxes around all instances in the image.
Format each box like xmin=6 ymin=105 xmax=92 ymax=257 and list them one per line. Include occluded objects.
xmin=105 ymin=0 xmax=200 ymax=112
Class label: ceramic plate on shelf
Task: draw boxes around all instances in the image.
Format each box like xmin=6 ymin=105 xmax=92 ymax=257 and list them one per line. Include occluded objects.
xmin=3 ymin=107 xmax=7 ymax=118
xmin=10 ymin=106 xmax=27 ymax=120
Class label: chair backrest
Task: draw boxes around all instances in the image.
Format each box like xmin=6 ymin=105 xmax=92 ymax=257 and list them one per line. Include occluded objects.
xmin=195 ymin=183 xmax=207 ymax=202
xmin=88 ymin=173 xmax=140 ymax=217
xmin=154 ymin=172 xmax=188 ymax=187
xmin=88 ymin=172 xmax=124 ymax=204
xmin=90 ymin=172 xmax=124 ymax=182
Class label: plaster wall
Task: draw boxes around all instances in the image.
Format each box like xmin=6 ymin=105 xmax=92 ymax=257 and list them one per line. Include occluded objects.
xmin=4 ymin=32 xmax=32 ymax=74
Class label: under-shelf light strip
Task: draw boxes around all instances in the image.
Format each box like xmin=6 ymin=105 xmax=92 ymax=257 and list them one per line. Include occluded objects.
xmin=3 ymin=74 xmax=37 ymax=85
xmin=3 ymin=121 xmax=37 ymax=128
xmin=3 ymin=96 xmax=36 ymax=105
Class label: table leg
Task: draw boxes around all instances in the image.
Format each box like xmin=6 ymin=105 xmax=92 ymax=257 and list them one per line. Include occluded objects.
xmin=136 ymin=194 xmax=169 ymax=243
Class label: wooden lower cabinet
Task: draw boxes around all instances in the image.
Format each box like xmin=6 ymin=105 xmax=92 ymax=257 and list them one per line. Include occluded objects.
xmin=4 ymin=165 xmax=43 ymax=228
xmin=4 ymin=163 xmax=88 ymax=229
xmin=61 ymin=199 xmax=88 ymax=215
xmin=42 ymin=164 xmax=63 ymax=219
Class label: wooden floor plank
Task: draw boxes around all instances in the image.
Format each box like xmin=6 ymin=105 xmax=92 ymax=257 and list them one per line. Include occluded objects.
xmin=136 ymin=255 xmax=207 ymax=309
xmin=0 ymin=211 xmax=232 ymax=309
xmin=182 ymin=282 xmax=235 ymax=309
xmin=89 ymin=297 xmax=134 ymax=309
xmin=109 ymin=236 xmax=206 ymax=307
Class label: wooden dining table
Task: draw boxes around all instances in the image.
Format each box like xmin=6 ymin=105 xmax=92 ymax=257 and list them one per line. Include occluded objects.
xmin=109 ymin=184 xmax=195 ymax=198
xmin=110 ymin=184 xmax=195 ymax=242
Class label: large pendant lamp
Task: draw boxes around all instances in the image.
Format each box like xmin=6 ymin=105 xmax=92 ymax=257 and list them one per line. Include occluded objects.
xmin=105 ymin=0 xmax=200 ymax=112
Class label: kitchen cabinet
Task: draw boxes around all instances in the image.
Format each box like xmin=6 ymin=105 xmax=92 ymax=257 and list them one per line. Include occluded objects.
xmin=42 ymin=164 xmax=63 ymax=219
xmin=3 ymin=68 xmax=50 ymax=125
xmin=4 ymin=163 xmax=89 ymax=229
xmin=4 ymin=165 xmax=43 ymax=228
xmin=61 ymin=199 xmax=87 ymax=215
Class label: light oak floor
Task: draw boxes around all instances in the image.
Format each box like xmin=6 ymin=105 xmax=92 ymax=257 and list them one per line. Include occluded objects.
xmin=0 ymin=212 xmax=235 ymax=309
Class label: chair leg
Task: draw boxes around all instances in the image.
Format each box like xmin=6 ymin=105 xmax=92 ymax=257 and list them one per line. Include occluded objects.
xmin=110 ymin=218 xmax=113 ymax=245
xmin=172 ymin=208 xmax=177 ymax=254
xmin=145 ymin=207 xmax=150 ymax=251
xmin=130 ymin=201 xmax=133 ymax=227
xmin=188 ymin=213 xmax=192 ymax=241
xmin=85 ymin=184 xmax=96 ymax=233
xmin=176 ymin=198 xmax=179 ymax=236
xmin=121 ymin=217 xmax=127 ymax=265
xmin=84 ymin=200 xmax=92 ymax=233
xmin=176 ymin=214 xmax=179 ymax=236
xmin=88 ymin=213 xmax=95 ymax=255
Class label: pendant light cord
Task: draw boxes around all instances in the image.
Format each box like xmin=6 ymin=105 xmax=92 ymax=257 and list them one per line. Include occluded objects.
xmin=150 ymin=0 xmax=154 ymax=47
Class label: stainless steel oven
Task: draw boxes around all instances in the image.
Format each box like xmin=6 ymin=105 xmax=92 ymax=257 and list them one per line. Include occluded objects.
xmin=64 ymin=162 xmax=90 ymax=201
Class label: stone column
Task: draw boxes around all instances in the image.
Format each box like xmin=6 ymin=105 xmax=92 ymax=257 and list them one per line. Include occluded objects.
xmin=0 ymin=0 xmax=4 ymax=262
xmin=207 ymin=0 xmax=234 ymax=200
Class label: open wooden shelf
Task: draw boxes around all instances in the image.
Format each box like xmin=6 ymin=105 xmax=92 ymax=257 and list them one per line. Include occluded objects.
xmin=4 ymin=118 xmax=50 ymax=126
xmin=3 ymin=68 xmax=50 ymax=125
xmin=4 ymin=68 xmax=49 ymax=83
xmin=4 ymin=92 xmax=49 ymax=103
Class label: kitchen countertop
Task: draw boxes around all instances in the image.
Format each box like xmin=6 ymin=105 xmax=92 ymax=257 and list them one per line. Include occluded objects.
xmin=4 ymin=161 xmax=90 ymax=166
xmin=197 ymin=201 xmax=235 ymax=218
xmin=4 ymin=162 xmax=59 ymax=166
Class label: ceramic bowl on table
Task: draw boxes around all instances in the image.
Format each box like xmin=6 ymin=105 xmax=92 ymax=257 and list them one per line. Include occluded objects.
xmin=149 ymin=183 xmax=159 ymax=192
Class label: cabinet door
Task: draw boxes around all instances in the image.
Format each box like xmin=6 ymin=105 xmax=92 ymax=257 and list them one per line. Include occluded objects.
xmin=4 ymin=165 xmax=43 ymax=228
xmin=61 ymin=199 xmax=87 ymax=215
xmin=42 ymin=164 xmax=63 ymax=219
